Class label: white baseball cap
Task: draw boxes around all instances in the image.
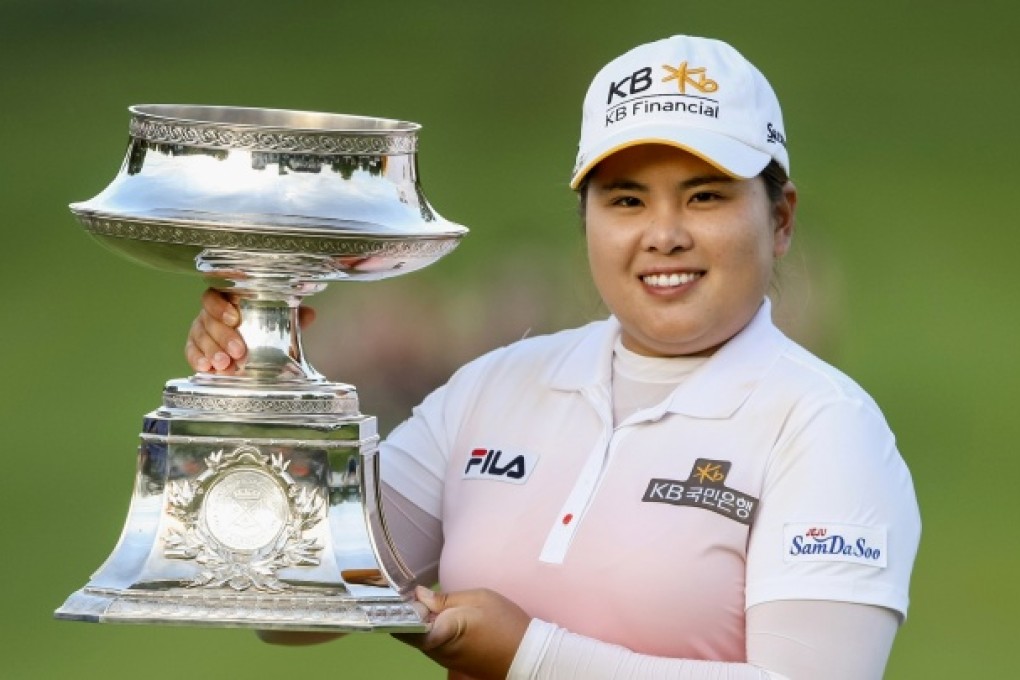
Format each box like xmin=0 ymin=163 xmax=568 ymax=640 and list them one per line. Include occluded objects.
xmin=570 ymin=35 xmax=789 ymax=189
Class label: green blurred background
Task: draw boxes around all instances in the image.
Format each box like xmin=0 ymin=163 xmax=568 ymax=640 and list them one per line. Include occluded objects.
xmin=3 ymin=0 xmax=1017 ymax=677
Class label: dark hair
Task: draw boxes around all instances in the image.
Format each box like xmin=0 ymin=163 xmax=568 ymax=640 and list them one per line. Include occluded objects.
xmin=759 ymin=159 xmax=789 ymax=205
xmin=576 ymin=158 xmax=790 ymax=220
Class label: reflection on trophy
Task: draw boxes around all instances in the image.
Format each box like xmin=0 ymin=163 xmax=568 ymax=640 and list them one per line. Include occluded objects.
xmin=54 ymin=105 xmax=467 ymax=631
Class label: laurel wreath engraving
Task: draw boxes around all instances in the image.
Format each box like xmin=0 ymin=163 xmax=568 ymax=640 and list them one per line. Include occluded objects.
xmin=164 ymin=446 xmax=326 ymax=592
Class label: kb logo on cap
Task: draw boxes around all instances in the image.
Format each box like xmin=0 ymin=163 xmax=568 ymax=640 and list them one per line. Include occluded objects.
xmin=662 ymin=62 xmax=718 ymax=95
xmin=607 ymin=62 xmax=719 ymax=104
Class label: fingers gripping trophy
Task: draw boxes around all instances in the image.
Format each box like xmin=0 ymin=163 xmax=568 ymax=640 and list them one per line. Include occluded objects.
xmin=55 ymin=105 xmax=467 ymax=631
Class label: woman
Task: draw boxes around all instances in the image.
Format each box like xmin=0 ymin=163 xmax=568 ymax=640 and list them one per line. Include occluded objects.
xmin=187 ymin=35 xmax=920 ymax=680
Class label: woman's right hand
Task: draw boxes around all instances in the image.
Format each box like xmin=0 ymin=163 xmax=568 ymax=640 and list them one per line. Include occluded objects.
xmin=185 ymin=289 xmax=318 ymax=374
xmin=185 ymin=289 xmax=246 ymax=374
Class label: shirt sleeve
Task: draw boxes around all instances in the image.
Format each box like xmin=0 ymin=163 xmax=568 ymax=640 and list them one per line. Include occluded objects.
xmin=380 ymin=482 xmax=443 ymax=587
xmin=379 ymin=349 xmax=499 ymax=519
xmin=745 ymin=394 xmax=921 ymax=618
xmin=378 ymin=385 xmax=454 ymax=520
xmin=378 ymin=350 xmax=507 ymax=586
xmin=508 ymin=600 xmax=899 ymax=680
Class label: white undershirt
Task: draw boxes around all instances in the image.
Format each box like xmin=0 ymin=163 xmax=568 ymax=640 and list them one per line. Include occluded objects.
xmin=611 ymin=337 xmax=706 ymax=425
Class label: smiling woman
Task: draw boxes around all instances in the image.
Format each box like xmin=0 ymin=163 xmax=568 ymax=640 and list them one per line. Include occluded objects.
xmin=583 ymin=144 xmax=794 ymax=357
xmin=185 ymin=34 xmax=920 ymax=680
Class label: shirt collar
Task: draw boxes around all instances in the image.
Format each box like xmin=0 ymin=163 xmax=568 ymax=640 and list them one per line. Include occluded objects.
xmin=545 ymin=299 xmax=789 ymax=419
xmin=543 ymin=317 xmax=619 ymax=391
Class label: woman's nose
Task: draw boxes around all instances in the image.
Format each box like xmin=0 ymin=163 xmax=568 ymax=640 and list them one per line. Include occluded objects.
xmin=641 ymin=207 xmax=693 ymax=253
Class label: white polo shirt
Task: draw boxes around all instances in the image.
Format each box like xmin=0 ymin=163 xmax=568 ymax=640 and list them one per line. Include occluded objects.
xmin=381 ymin=300 xmax=920 ymax=662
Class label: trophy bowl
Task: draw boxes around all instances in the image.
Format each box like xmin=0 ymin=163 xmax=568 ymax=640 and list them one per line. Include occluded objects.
xmin=55 ymin=105 xmax=466 ymax=631
xmin=73 ymin=104 xmax=466 ymax=280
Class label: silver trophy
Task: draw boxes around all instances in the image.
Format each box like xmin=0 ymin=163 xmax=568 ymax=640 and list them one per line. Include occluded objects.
xmin=54 ymin=105 xmax=467 ymax=631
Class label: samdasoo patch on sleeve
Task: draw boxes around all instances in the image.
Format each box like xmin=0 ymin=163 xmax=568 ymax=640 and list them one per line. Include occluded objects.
xmin=783 ymin=523 xmax=888 ymax=568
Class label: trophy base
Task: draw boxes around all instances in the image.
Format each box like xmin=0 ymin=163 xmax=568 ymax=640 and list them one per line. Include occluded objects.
xmin=57 ymin=586 xmax=426 ymax=632
xmin=56 ymin=378 xmax=427 ymax=632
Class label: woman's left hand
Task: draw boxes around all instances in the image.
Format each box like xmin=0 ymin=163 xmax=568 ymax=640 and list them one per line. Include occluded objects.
xmin=394 ymin=585 xmax=531 ymax=680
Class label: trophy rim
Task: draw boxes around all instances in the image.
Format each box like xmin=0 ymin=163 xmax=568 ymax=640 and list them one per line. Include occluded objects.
xmin=127 ymin=104 xmax=422 ymax=154
xmin=129 ymin=104 xmax=422 ymax=134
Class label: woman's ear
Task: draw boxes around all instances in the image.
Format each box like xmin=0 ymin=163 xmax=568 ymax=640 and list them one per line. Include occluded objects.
xmin=772 ymin=180 xmax=797 ymax=258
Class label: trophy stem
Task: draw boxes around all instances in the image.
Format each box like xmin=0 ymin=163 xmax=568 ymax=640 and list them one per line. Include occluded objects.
xmin=230 ymin=292 xmax=322 ymax=383
xmin=192 ymin=247 xmax=335 ymax=386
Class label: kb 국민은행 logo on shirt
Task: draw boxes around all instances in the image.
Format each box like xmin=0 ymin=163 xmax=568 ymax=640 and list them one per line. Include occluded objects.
xmin=641 ymin=458 xmax=758 ymax=525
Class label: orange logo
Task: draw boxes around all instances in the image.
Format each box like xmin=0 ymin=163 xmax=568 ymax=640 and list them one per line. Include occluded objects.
xmin=694 ymin=461 xmax=725 ymax=483
xmin=661 ymin=61 xmax=719 ymax=94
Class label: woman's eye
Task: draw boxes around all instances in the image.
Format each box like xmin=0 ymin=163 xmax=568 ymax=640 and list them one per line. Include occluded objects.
xmin=611 ymin=195 xmax=643 ymax=207
xmin=690 ymin=191 xmax=722 ymax=203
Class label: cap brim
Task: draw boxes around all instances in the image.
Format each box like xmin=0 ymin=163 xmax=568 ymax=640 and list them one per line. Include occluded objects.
xmin=569 ymin=124 xmax=772 ymax=189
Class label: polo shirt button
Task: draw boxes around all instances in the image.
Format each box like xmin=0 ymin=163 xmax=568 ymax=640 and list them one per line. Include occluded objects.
xmin=562 ymin=513 xmax=574 ymax=525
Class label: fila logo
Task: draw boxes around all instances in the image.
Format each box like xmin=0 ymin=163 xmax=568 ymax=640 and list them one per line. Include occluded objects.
xmin=463 ymin=448 xmax=536 ymax=484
